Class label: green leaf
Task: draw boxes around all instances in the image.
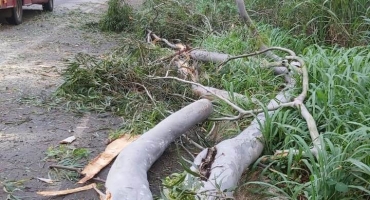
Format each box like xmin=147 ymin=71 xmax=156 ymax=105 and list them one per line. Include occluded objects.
xmin=326 ymin=179 xmax=337 ymax=186
xmin=335 ymin=182 xmax=349 ymax=192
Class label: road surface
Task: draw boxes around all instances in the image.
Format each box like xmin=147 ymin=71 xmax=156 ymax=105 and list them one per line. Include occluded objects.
xmin=0 ymin=1 xmax=122 ymax=199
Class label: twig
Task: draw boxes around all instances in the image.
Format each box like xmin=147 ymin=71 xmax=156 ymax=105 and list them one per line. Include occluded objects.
xmin=182 ymin=135 xmax=205 ymax=150
xmin=179 ymin=143 xmax=195 ymax=160
xmin=235 ymin=0 xmax=282 ymax=61
xmin=217 ymin=47 xmax=295 ymax=71
xmin=149 ymin=31 xmax=180 ymax=50
xmin=210 ymin=102 xmax=296 ymax=121
xmin=93 ymin=185 xmax=106 ymax=198
xmin=132 ymin=82 xmax=157 ymax=106
xmin=286 ymin=56 xmax=308 ymax=102
xmin=151 ymin=76 xmax=246 ymax=114
xmin=153 ymin=76 xmax=297 ymax=121
xmin=49 ymin=165 xmax=81 ymax=172
xmin=205 ymin=122 xmax=216 ymax=139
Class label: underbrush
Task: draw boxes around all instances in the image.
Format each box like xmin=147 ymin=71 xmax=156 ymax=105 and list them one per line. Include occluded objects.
xmin=247 ymin=0 xmax=370 ymax=46
xmin=55 ymin=41 xmax=195 ymax=135
xmin=253 ymin=46 xmax=370 ymax=199
xmin=55 ymin=0 xmax=370 ymax=199
xmin=99 ymin=0 xmax=239 ymax=42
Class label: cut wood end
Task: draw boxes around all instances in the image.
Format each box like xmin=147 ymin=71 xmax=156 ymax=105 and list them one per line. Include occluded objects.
xmin=103 ymin=191 xmax=112 ymax=200
xmin=78 ymin=134 xmax=140 ymax=184
xmin=37 ymin=183 xmax=96 ymax=196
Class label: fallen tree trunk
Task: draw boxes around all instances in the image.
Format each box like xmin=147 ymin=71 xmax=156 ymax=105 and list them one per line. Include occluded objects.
xmin=193 ymin=89 xmax=292 ymax=199
xmin=187 ymin=49 xmax=294 ymax=199
xmin=105 ymin=99 xmax=213 ymax=200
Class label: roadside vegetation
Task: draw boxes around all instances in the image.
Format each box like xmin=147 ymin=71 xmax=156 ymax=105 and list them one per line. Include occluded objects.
xmin=53 ymin=0 xmax=370 ymax=199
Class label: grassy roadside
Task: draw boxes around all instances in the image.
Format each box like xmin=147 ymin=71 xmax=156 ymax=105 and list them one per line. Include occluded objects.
xmin=53 ymin=0 xmax=370 ymax=199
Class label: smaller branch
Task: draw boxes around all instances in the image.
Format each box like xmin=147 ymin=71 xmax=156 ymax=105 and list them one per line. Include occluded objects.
xmin=153 ymin=76 xmax=297 ymax=121
xmin=149 ymin=30 xmax=180 ymax=50
xmin=205 ymin=122 xmax=216 ymax=139
xmin=182 ymin=134 xmax=205 ymax=150
xmin=151 ymin=76 xmax=247 ymax=114
xmin=93 ymin=185 xmax=106 ymax=199
xmin=297 ymin=104 xmax=321 ymax=154
xmin=49 ymin=165 xmax=81 ymax=173
xmin=217 ymin=47 xmax=295 ymax=71
xmin=179 ymin=142 xmax=196 ymax=160
xmin=286 ymin=56 xmax=308 ymax=102
xmin=132 ymin=82 xmax=156 ymax=106
xmin=210 ymin=102 xmax=296 ymax=121
xmin=209 ymin=113 xmax=243 ymax=121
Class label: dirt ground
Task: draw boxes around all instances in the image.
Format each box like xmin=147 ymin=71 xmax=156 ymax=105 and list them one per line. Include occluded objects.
xmin=0 ymin=0 xmax=179 ymax=199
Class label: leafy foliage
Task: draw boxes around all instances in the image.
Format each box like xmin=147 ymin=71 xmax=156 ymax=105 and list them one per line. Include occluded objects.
xmin=99 ymin=0 xmax=135 ymax=32
xmin=252 ymin=45 xmax=370 ymax=199
xmin=54 ymin=40 xmax=195 ymax=135
xmin=247 ymin=0 xmax=370 ymax=46
xmin=58 ymin=0 xmax=370 ymax=199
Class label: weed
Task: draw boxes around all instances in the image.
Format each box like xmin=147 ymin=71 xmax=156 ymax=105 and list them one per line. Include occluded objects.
xmin=99 ymin=0 xmax=135 ymax=32
xmin=54 ymin=40 xmax=197 ymax=135
xmin=44 ymin=145 xmax=90 ymax=181
xmin=0 ymin=179 xmax=26 ymax=200
xmin=100 ymin=0 xmax=241 ymax=42
xmin=44 ymin=145 xmax=89 ymax=167
xmin=56 ymin=0 xmax=370 ymax=199
xmin=248 ymin=45 xmax=370 ymax=199
xmin=247 ymin=0 xmax=370 ymax=46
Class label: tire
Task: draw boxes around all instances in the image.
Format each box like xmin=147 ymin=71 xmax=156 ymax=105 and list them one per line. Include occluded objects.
xmin=42 ymin=0 xmax=53 ymax=12
xmin=5 ymin=0 xmax=23 ymax=25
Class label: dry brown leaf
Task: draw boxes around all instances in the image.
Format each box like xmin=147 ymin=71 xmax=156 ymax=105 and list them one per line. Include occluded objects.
xmin=78 ymin=134 xmax=140 ymax=184
xmin=37 ymin=183 xmax=96 ymax=196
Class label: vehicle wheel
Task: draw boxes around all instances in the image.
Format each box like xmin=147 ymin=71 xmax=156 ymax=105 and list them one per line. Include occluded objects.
xmin=5 ymin=0 xmax=23 ymax=25
xmin=43 ymin=0 xmax=53 ymax=12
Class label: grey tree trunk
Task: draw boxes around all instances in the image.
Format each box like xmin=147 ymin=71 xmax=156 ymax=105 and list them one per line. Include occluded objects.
xmin=105 ymin=99 xmax=213 ymax=200
xmin=193 ymin=91 xmax=292 ymax=199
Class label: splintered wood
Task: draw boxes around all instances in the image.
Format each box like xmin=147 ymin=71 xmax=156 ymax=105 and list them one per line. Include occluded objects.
xmin=78 ymin=134 xmax=140 ymax=184
xmin=37 ymin=183 xmax=96 ymax=196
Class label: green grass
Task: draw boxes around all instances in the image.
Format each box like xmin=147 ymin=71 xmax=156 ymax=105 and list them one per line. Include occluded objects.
xmin=0 ymin=179 xmax=26 ymax=200
xmin=54 ymin=41 xmax=196 ymax=136
xmin=247 ymin=0 xmax=370 ymax=46
xmin=44 ymin=145 xmax=90 ymax=167
xmin=249 ymin=45 xmax=370 ymax=199
xmin=99 ymin=0 xmax=136 ymax=32
xmin=44 ymin=145 xmax=90 ymax=181
xmin=56 ymin=0 xmax=370 ymax=199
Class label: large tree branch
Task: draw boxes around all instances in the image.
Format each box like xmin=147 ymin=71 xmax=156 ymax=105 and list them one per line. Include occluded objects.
xmin=105 ymin=99 xmax=213 ymax=200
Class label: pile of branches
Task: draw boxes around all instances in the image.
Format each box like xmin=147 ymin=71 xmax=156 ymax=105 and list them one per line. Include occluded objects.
xmin=101 ymin=1 xmax=321 ymax=200
xmin=48 ymin=0 xmax=370 ymax=200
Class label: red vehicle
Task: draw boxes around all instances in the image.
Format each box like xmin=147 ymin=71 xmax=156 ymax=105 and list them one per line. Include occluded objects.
xmin=0 ymin=0 xmax=53 ymax=25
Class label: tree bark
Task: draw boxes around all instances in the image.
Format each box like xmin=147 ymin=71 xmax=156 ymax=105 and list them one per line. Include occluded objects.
xmin=190 ymin=50 xmax=229 ymax=63
xmin=105 ymin=99 xmax=213 ymax=200
xmin=193 ymin=90 xmax=292 ymax=199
